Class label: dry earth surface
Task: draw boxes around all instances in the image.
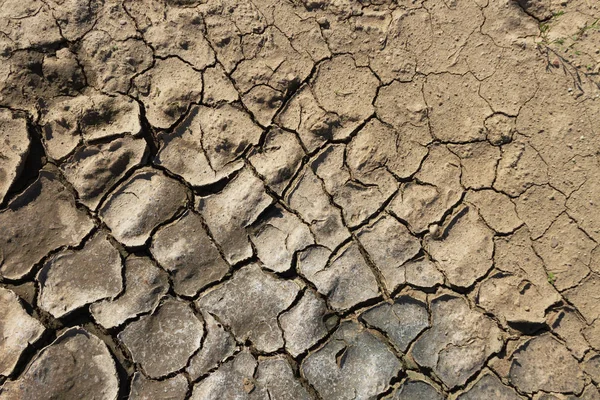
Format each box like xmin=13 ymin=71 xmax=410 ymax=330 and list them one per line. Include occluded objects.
xmin=0 ymin=0 xmax=600 ymax=399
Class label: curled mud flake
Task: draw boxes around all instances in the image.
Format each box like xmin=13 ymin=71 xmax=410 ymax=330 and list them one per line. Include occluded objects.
xmin=0 ymin=170 xmax=94 ymax=280
xmin=129 ymin=372 xmax=188 ymax=400
xmin=99 ymin=167 xmax=189 ymax=248
xmin=457 ymin=372 xmax=522 ymax=400
xmin=0 ymin=287 xmax=45 ymax=377
xmin=0 ymin=109 xmax=29 ymax=204
xmin=386 ymin=376 xmax=444 ymax=400
xmin=37 ymin=231 xmax=123 ymax=319
xmin=0 ymin=328 xmax=119 ymax=400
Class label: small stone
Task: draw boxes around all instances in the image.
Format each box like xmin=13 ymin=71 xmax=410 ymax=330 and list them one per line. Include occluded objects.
xmin=119 ymin=298 xmax=204 ymax=378
xmin=0 ymin=328 xmax=119 ymax=400
xmin=37 ymin=231 xmax=123 ymax=319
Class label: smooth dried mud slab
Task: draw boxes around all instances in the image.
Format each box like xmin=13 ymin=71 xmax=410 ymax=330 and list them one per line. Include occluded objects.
xmin=2 ymin=0 xmax=600 ymax=398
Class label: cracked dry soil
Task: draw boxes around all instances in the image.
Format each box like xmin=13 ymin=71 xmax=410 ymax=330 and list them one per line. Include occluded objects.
xmin=0 ymin=0 xmax=600 ymax=399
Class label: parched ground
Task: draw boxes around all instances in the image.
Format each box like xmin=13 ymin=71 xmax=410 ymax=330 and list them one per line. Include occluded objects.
xmin=0 ymin=0 xmax=599 ymax=398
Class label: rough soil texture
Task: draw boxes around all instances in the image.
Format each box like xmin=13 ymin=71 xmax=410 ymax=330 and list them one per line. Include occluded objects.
xmin=0 ymin=0 xmax=600 ymax=399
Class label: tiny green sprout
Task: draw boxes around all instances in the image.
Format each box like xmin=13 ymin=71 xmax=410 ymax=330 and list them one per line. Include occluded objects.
xmin=553 ymin=10 xmax=565 ymax=18
xmin=540 ymin=23 xmax=550 ymax=34
xmin=112 ymin=45 xmax=118 ymax=52
xmin=575 ymin=50 xmax=581 ymax=55
xmin=555 ymin=38 xmax=565 ymax=45
xmin=547 ymin=272 xmax=557 ymax=285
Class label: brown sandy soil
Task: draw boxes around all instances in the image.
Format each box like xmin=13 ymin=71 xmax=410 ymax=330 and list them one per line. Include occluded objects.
xmin=0 ymin=0 xmax=600 ymax=398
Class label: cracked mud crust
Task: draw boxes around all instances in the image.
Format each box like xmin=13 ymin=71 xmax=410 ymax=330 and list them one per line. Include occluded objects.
xmin=0 ymin=0 xmax=600 ymax=399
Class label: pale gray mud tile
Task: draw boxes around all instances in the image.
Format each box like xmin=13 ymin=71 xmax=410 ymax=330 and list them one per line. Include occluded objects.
xmin=99 ymin=167 xmax=188 ymax=248
xmin=388 ymin=145 xmax=463 ymax=234
xmin=255 ymin=356 xmax=312 ymax=400
xmin=248 ymin=127 xmax=305 ymax=196
xmin=547 ymin=307 xmax=590 ymax=360
xmin=457 ymin=372 xmax=523 ymax=400
xmin=78 ymin=30 xmax=153 ymax=93
xmin=410 ymin=292 xmax=504 ymax=389
xmin=279 ymin=288 xmax=336 ymax=358
xmin=385 ymin=376 xmax=443 ymax=400
xmin=302 ymin=320 xmax=402 ymax=400
xmin=249 ymin=205 xmax=314 ymax=273
xmin=515 ymin=184 xmax=566 ymax=240
xmin=124 ymin=0 xmax=215 ymax=70
xmin=131 ymin=57 xmax=203 ymax=129
xmin=60 ymin=136 xmax=147 ymax=210
xmin=375 ymin=79 xmax=433 ymax=147
xmin=197 ymin=168 xmax=273 ymax=264
xmin=155 ymin=104 xmax=261 ymax=188
xmin=360 ymin=294 xmax=429 ymax=353
xmin=478 ymin=228 xmax=561 ymax=327
xmin=187 ymin=311 xmax=237 ymax=381
xmin=202 ymin=64 xmax=239 ymax=106
xmin=584 ymin=319 xmax=600 ymax=351
xmin=0 ymin=109 xmax=29 ymax=204
xmin=90 ymin=255 xmax=169 ymax=329
xmin=39 ymin=91 xmax=142 ymax=161
xmin=425 ymin=205 xmax=494 ymax=289
xmin=311 ymin=144 xmax=398 ymax=227
xmin=448 ymin=142 xmax=501 ymax=190
xmin=285 ymin=166 xmax=350 ymax=250
xmin=0 ymin=288 xmax=44 ymax=377
xmin=196 ymin=264 xmax=299 ymax=353
xmin=509 ymin=334 xmax=585 ymax=394
xmin=563 ymin=273 xmax=600 ymax=324
xmin=347 ymin=118 xmax=428 ymax=181
xmin=0 ymin=170 xmax=94 ymax=280
xmin=37 ymin=231 xmax=122 ymax=319
xmin=191 ymin=349 xmax=310 ymax=400
xmin=0 ymin=328 xmax=119 ymax=400
xmin=151 ymin=210 xmax=229 ymax=297
xmin=424 ymin=72 xmax=491 ymax=143
xmin=357 ymin=214 xmax=421 ymax=292
xmin=494 ymin=137 xmax=549 ymax=197
xmin=118 ymin=297 xmax=204 ymax=378
xmin=465 ymin=190 xmax=522 ymax=234
xmin=297 ymin=243 xmax=380 ymax=312
xmin=276 ymin=84 xmax=343 ymax=153
xmin=533 ymin=214 xmax=595 ymax=291
xmin=311 ymin=54 xmax=379 ymax=139
xmin=129 ymin=372 xmax=188 ymax=400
